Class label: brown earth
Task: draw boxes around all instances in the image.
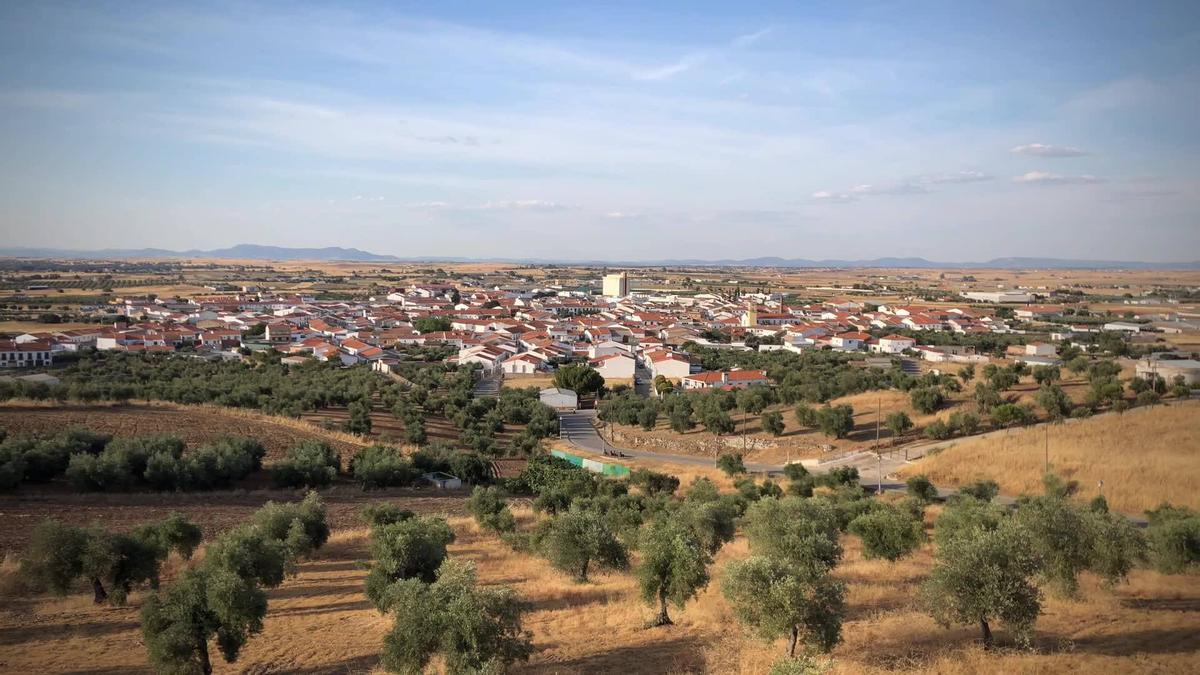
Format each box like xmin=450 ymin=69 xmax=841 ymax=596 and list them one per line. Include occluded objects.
xmin=0 ymin=402 xmax=367 ymax=464
xmin=0 ymin=487 xmax=468 ymax=557
xmin=1 ymin=505 xmax=1197 ymax=674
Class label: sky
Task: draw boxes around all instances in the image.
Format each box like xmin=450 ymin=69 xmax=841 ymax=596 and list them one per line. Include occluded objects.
xmin=1 ymin=1 xmax=1198 ymax=262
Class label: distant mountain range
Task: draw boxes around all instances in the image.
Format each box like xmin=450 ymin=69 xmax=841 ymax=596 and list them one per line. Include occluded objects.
xmin=0 ymin=244 xmax=400 ymax=262
xmin=1 ymin=245 xmax=1197 ymax=269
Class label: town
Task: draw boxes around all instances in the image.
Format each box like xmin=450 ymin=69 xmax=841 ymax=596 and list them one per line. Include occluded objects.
xmin=6 ymin=267 xmax=1197 ymax=389
xmin=3 ymin=1 xmax=1199 ymax=673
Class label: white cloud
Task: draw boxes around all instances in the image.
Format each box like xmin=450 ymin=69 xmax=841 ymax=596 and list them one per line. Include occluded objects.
xmin=811 ymin=190 xmax=859 ymax=203
xmin=405 ymin=199 xmax=573 ymax=212
xmin=631 ymin=54 xmax=708 ymax=81
xmin=916 ymin=170 xmax=993 ymax=184
xmin=852 ymin=183 xmax=929 ymax=196
xmin=631 ymin=26 xmax=771 ymax=81
xmin=1012 ymin=171 xmax=1104 ymax=185
xmin=1011 ymin=143 xmax=1089 ymax=157
xmin=481 ymin=199 xmax=573 ymax=212
xmin=730 ymin=27 xmax=773 ymax=48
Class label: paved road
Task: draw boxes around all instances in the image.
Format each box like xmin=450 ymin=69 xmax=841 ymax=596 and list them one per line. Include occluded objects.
xmin=632 ymin=365 xmax=653 ymax=398
xmin=559 ymin=410 xmax=878 ymax=477
xmin=558 ymin=411 xmax=1152 ymax=521
xmin=472 ymin=373 xmax=501 ymax=398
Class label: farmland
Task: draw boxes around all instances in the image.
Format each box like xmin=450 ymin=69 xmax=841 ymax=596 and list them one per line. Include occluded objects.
xmin=899 ymin=400 xmax=1200 ymax=515
xmin=0 ymin=401 xmax=368 ymax=463
xmin=2 ymin=505 xmax=1198 ymax=674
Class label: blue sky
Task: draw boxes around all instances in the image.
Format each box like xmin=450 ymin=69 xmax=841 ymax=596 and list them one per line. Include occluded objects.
xmin=1 ymin=1 xmax=1197 ymax=261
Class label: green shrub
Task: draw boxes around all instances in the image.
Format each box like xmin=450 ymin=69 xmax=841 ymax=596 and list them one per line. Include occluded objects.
xmin=351 ymin=446 xmax=416 ymax=489
xmin=467 ymin=486 xmax=517 ymax=533
xmin=906 ymin=474 xmax=938 ymax=504
xmin=272 ymin=440 xmax=340 ymax=488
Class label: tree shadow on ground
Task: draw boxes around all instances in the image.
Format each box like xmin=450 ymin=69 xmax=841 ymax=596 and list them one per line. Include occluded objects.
xmin=527 ymin=585 xmax=613 ymax=612
xmin=520 ymin=633 xmax=706 ymax=675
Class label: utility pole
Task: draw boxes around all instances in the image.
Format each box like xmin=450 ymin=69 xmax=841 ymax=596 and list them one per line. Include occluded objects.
xmin=876 ymin=395 xmax=883 ymax=495
xmin=1044 ymin=423 xmax=1049 ymax=474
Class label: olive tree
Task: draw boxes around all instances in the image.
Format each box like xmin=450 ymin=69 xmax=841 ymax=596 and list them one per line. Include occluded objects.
xmin=848 ymin=504 xmax=925 ymax=562
xmin=636 ymin=516 xmax=712 ymax=626
xmin=716 ymin=453 xmax=747 ymax=477
xmin=533 ymin=507 xmax=628 ymax=582
xmin=21 ymin=514 xmax=202 ymax=605
xmin=672 ymin=498 xmax=738 ymax=555
xmin=272 ymin=440 xmax=340 ymax=488
xmin=141 ymin=524 xmax=295 ymax=675
xmin=910 ymin=387 xmax=945 ymax=414
xmin=1144 ymin=504 xmax=1200 ymax=574
xmin=905 ymin=474 xmax=938 ymax=504
xmin=921 ymin=521 xmax=1041 ymax=648
xmin=467 ymin=486 xmax=517 ymax=534
xmin=762 ymin=411 xmax=786 ymax=437
xmin=743 ymin=497 xmax=842 ymax=575
xmin=365 ymin=516 xmax=457 ymax=611
xmin=722 ymin=556 xmax=846 ymax=656
xmin=381 ymin=560 xmax=532 ymax=674
xmin=1012 ymin=480 xmax=1145 ymax=597
xmin=252 ymin=491 xmax=331 ymax=559
xmin=885 ymin=411 xmax=913 ymax=443
xmin=816 ymin=405 xmax=855 ymax=440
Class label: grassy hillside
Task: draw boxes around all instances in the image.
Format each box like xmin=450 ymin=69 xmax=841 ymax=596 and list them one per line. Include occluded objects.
xmin=900 ymin=400 xmax=1200 ymax=514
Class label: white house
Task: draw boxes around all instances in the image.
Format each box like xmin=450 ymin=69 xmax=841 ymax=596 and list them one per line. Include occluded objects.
xmin=501 ymin=352 xmax=546 ymax=375
xmin=588 ymin=339 xmax=629 ymax=359
xmin=645 ymin=350 xmax=692 ymax=380
xmin=1023 ymin=342 xmax=1057 ymax=357
xmin=0 ymin=340 xmax=53 ymax=368
xmin=539 ymin=387 xmax=578 ymax=411
xmin=830 ymin=331 xmax=870 ymax=351
xmin=1136 ymin=358 xmax=1200 ymax=386
xmin=1103 ymin=322 xmax=1142 ymax=333
xmin=682 ymin=369 xmax=769 ymax=390
xmin=871 ymin=334 xmax=916 ymax=354
xmin=457 ymin=345 xmax=511 ymax=372
xmin=590 ymin=352 xmax=636 ymax=379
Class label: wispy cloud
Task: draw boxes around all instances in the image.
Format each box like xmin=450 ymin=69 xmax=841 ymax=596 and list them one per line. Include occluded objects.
xmin=1012 ymin=171 xmax=1104 ymax=185
xmin=408 ymin=199 xmax=574 ymax=212
xmin=631 ymin=26 xmax=772 ymax=81
xmin=810 ymin=190 xmax=860 ymax=203
xmin=632 ymin=54 xmax=708 ymax=81
xmin=1011 ymin=143 xmax=1089 ymax=157
xmin=730 ymin=27 xmax=773 ymax=47
xmin=812 ymin=170 xmax=991 ymax=203
xmin=481 ymin=199 xmax=573 ymax=212
xmin=916 ymin=170 xmax=993 ymax=184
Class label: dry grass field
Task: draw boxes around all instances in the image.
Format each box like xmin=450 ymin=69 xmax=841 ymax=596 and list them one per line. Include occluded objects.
xmin=899 ymin=400 xmax=1200 ymax=515
xmin=0 ymin=401 xmax=369 ymax=463
xmin=0 ymin=321 xmax=103 ymax=334
xmin=1 ymin=504 xmax=1197 ymax=674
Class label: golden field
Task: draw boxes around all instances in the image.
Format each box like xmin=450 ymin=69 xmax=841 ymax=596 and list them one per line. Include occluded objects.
xmin=899 ymin=400 xmax=1200 ymax=515
xmin=1 ymin=504 xmax=1198 ymax=674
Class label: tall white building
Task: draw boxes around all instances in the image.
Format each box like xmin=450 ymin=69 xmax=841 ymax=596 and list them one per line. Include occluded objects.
xmin=602 ymin=272 xmax=629 ymax=298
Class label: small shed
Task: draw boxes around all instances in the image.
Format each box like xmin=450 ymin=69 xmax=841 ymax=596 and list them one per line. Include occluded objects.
xmin=539 ymin=387 xmax=578 ymax=411
xmin=422 ymin=472 xmax=463 ymax=490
